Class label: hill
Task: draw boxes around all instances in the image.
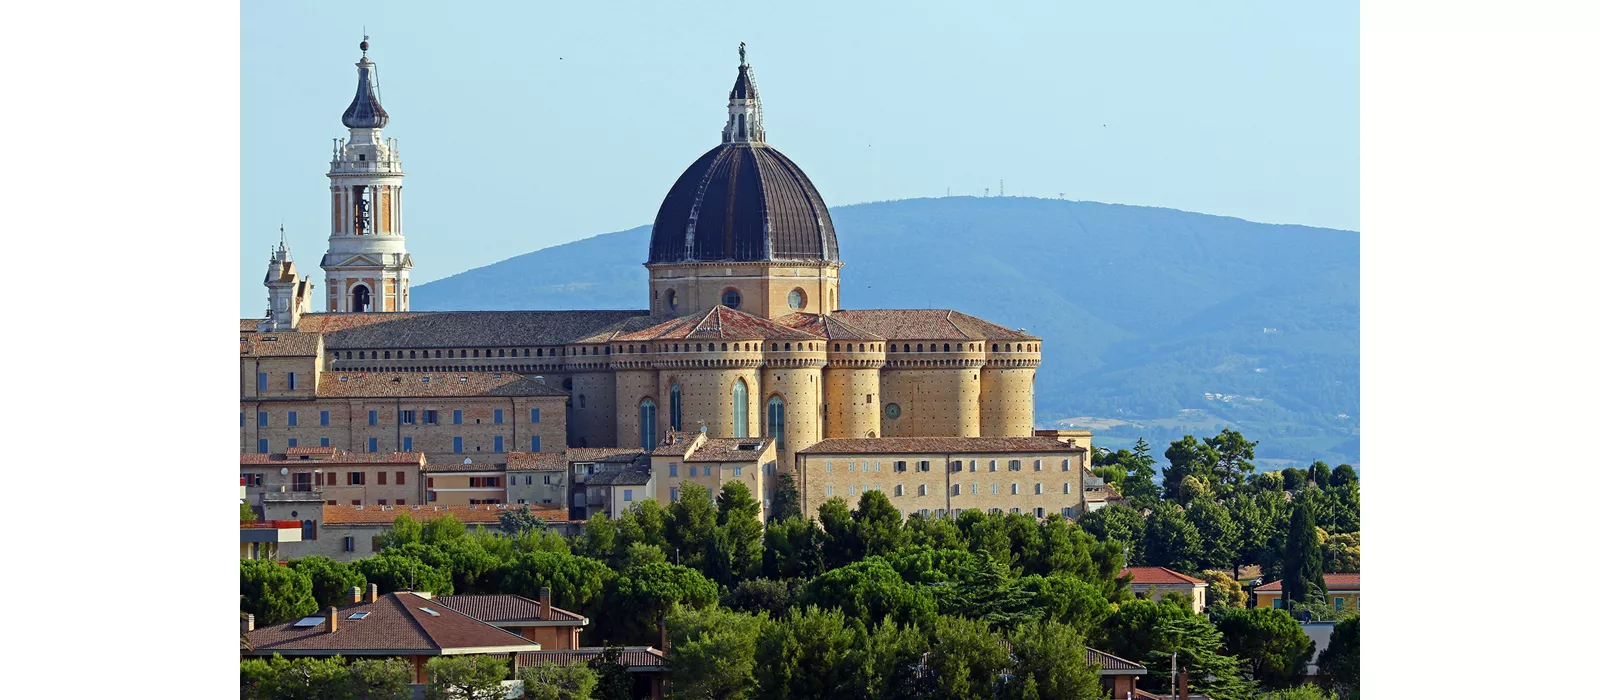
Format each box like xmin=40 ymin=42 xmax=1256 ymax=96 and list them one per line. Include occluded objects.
xmin=414 ymin=197 xmax=1358 ymax=465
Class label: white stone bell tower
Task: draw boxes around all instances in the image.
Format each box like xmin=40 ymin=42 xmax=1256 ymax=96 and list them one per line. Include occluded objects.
xmin=322 ymin=36 xmax=412 ymax=313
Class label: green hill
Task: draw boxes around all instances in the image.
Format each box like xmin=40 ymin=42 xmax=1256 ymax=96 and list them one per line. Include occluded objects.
xmin=414 ymin=197 xmax=1358 ymax=465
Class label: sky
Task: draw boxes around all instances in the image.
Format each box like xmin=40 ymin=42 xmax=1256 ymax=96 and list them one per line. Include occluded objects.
xmin=241 ymin=1 xmax=1356 ymax=316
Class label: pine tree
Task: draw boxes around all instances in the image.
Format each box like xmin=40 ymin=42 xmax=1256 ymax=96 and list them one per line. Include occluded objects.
xmin=1281 ymin=501 xmax=1325 ymax=606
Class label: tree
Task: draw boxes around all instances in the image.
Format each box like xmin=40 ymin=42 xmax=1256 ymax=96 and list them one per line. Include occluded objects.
xmin=587 ymin=647 xmax=632 ymax=700
xmin=1018 ymin=573 xmax=1112 ymax=638
xmin=717 ymin=481 xmax=766 ymax=583
xmin=940 ymin=549 xmax=1038 ymax=628
xmin=421 ymin=514 xmax=468 ymax=545
xmin=605 ymin=562 xmax=717 ymax=643
xmin=800 ymin=557 xmax=937 ymax=628
xmin=753 ymin=605 xmax=873 ymax=700
xmin=905 ymin=513 xmax=967 ymax=550
xmin=817 ymin=496 xmax=862 ymax=568
xmin=1251 ymin=470 xmax=1285 ymax=492
xmin=374 ymin=513 xmax=424 ymax=551
xmin=923 ymin=615 xmax=1011 ymax=700
xmin=762 ymin=516 xmax=825 ymax=580
xmin=500 ymin=505 xmax=550 ymax=537
xmin=853 ymin=490 xmax=907 ymax=556
xmin=1281 ymin=501 xmax=1325 ymax=605
xmin=769 ymin=472 xmax=802 ymax=522
xmin=1142 ymin=502 xmax=1203 ymax=573
xmin=348 ymin=658 xmax=415 ymax=700
xmin=1162 ymin=435 xmax=1220 ymax=502
xmin=1261 ymin=687 xmax=1336 ymax=700
xmin=287 ymin=556 xmax=369 ymax=611
xmin=1329 ymin=464 xmax=1357 ymax=487
xmin=665 ymin=605 xmax=768 ymax=700
xmin=500 ymin=550 xmax=615 ymax=611
xmin=616 ymin=499 xmax=669 ymax=550
xmin=726 ymin=577 xmax=793 ymax=618
xmin=1145 ymin=615 xmax=1254 ymax=700
xmin=241 ymin=654 xmax=362 ymax=700
xmin=1078 ymin=504 xmax=1146 ymax=566
xmin=240 ymin=559 xmax=317 ymax=625
xmin=520 ymin=661 xmax=597 ymax=700
xmin=1213 ymin=607 xmax=1314 ymax=689
xmin=1119 ymin=437 xmax=1161 ymax=507
xmin=667 ymin=482 xmax=717 ymax=570
xmin=1187 ymin=497 xmax=1241 ymax=573
xmin=1002 ymin=619 xmax=1102 ymax=700
xmin=1280 ymin=468 xmax=1307 ymax=492
xmin=241 ymin=502 xmax=257 ymax=522
xmin=1322 ymin=531 xmax=1360 ymax=573
xmin=424 ymin=655 xmax=508 ymax=700
xmin=352 ymin=552 xmax=454 ymax=596
xmin=1205 ymin=429 xmax=1259 ymax=494
xmin=617 ymin=541 xmax=667 ymax=570
xmin=1307 ymin=461 xmax=1332 ymax=488
xmin=437 ymin=536 xmax=506 ymax=594
xmin=1199 ymin=570 xmax=1247 ymax=608
xmin=863 ymin=617 xmax=935 ymax=700
xmin=580 ymin=509 xmax=617 ymax=562
xmin=1316 ymin=616 xmax=1359 ymax=699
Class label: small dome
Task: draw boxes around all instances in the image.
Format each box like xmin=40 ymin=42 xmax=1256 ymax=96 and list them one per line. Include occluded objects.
xmin=342 ymin=57 xmax=389 ymax=129
xmin=647 ymin=143 xmax=838 ymax=264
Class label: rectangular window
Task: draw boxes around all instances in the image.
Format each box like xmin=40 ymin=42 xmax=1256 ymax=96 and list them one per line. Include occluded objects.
xmin=326 ymin=472 xmax=337 ymax=486
xmin=1012 ymin=483 xmax=1020 ymax=495
xmin=689 ymin=466 xmax=698 ymax=477
xmin=287 ymin=411 xmax=298 ymax=427
xmin=425 ymin=410 xmax=438 ymax=424
xmin=396 ymin=471 xmax=405 ymax=485
xmin=396 ymin=499 xmax=405 ymax=506
xmin=992 ymin=484 xmax=999 ymax=495
xmin=919 ymin=484 xmax=928 ymax=496
xmin=258 ymin=412 xmax=268 ymax=427
xmin=734 ymin=466 xmax=743 ymax=477
xmin=894 ymin=484 xmax=904 ymax=496
xmin=368 ymin=437 xmax=378 ymax=452
xmin=1009 ymin=460 xmax=1022 ymax=471
xmin=1034 ymin=459 xmax=1042 ymax=471
xmin=970 ymin=483 xmax=977 ymax=495
xmin=494 ymin=436 xmax=504 ymax=452
xmin=669 ymin=463 xmax=679 ymax=477
xmin=354 ymin=472 xmax=368 ymax=485
xmin=1273 ymin=599 xmax=1283 ymax=609
xmin=287 ymin=438 xmax=298 ymax=448
xmin=918 ymin=460 xmax=930 ymax=472
xmin=894 ymin=461 xmax=907 ymax=473
xmin=624 ymin=489 xmax=634 ymax=502
xmin=848 ymin=461 xmax=856 ymax=472
xmin=1335 ymin=598 xmax=1345 ymax=611
xmin=453 ymin=436 xmax=463 ymax=453
xmin=351 ymin=499 xmax=360 ymax=506
xmin=257 ymin=439 xmax=268 ymax=454
xmin=1062 ymin=459 xmax=1072 ymax=471
xmin=989 ymin=460 xmax=998 ymax=472
xmin=874 ymin=461 xmax=881 ymax=472
xmin=949 ymin=461 xmax=962 ymax=472
xmin=1034 ymin=483 xmax=1043 ymax=494
xmin=344 ymin=536 xmax=355 ymax=552
xmin=377 ymin=499 xmax=387 ymax=506
xmin=368 ymin=410 xmax=378 ymax=426
xmin=400 ymin=410 xmax=415 ymax=425
xmin=825 ymin=461 xmax=833 ymax=473
xmin=494 ymin=409 xmax=503 ymax=424
xmin=1064 ymin=482 xmax=1071 ymax=494
xmin=530 ymin=435 xmax=541 ymax=452
xmin=403 ymin=437 xmax=412 ymax=451
xmin=671 ymin=487 xmax=681 ymax=501
xmin=951 ymin=484 xmax=961 ymax=496
xmin=530 ymin=408 xmax=541 ymax=423
xmin=240 ymin=412 xmax=245 ymax=427
xmin=453 ymin=409 xmax=463 ymax=425
xmin=256 ymin=373 xmax=268 ymax=391
xmin=287 ymin=372 xmax=297 ymax=390
xmin=378 ymin=471 xmax=387 ymax=485
xmin=544 ymin=475 xmax=552 ymax=485
xmin=320 ymin=410 xmax=330 ymax=426
xmin=825 ymin=484 xmax=833 ymax=497
xmin=849 ymin=485 xmax=856 ymax=496
xmin=1035 ymin=507 xmax=1045 ymax=518
xmin=320 ymin=438 xmax=330 ymax=447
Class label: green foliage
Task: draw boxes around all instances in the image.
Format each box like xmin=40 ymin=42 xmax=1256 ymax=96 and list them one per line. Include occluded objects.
xmin=606 ymin=561 xmax=718 ymax=643
xmin=348 ymin=657 xmax=417 ymax=700
xmin=1162 ymin=435 xmax=1220 ymax=502
xmin=352 ymin=551 xmax=454 ymax=596
xmin=421 ymin=514 xmax=468 ymax=545
xmin=817 ymin=496 xmax=861 ymax=568
xmin=1281 ymin=468 xmax=1308 ymax=492
xmin=1322 ymin=531 xmax=1360 ymax=573
xmin=923 ymin=615 xmax=1011 ymax=700
xmin=1329 ymin=464 xmax=1357 ymax=487
xmin=762 ymin=516 xmax=826 ymax=580
xmin=240 ymin=655 xmax=414 ymax=700
xmin=1206 ymin=429 xmax=1259 ymax=494
xmin=937 ymin=549 xmax=1038 ymax=627
xmin=1001 ymin=619 xmax=1102 ymax=700
xmin=904 ymin=513 xmax=967 ymax=550
xmin=240 ymin=559 xmax=317 ymax=626
xmin=1199 ymin=570 xmax=1247 ymax=609
xmin=287 ymin=556 xmax=368 ymax=611
xmin=667 ymin=482 xmax=717 ymax=570
xmin=726 ymin=577 xmax=793 ymax=618
xmin=500 ymin=550 xmax=615 ymax=611
xmin=617 ymin=541 xmax=667 ymax=570
xmin=1307 ymin=461 xmax=1332 ymax=488
xmin=1017 ymin=572 xmax=1112 ymax=639
xmin=1145 ymin=614 xmax=1255 ymax=700
xmin=1316 ymin=616 xmax=1359 ymax=699
xmin=1121 ymin=437 xmax=1162 ymax=507
xmin=374 ymin=513 xmax=423 ymax=551
xmin=500 ymin=505 xmax=550 ymax=537
xmin=665 ymin=604 xmax=769 ymax=700
xmin=769 ymin=473 xmax=802 ymax=522
xmin=853 ymin=490 xmax=908 ymax=556
xmin=586 ymin=647 xmax=632 ymax=700
xmin=1187 ymin=496 xmax=1242 ymax=571
xmin=753 ymin=605 xmax=870 ymax=700
xmin=581 ymin=509 xmax=617 ymax=562
xmin=1078 ymin=503 xmax=1146 ymax=565
xmin=1282 ymin=501 xmax=1325 ymax=605
xmin=616 ymin=499 xmax=669 ymax=550
xmin=1214 ymin=607 xmax=1315 ymax=689
xmin=1142 ymin=502 xmax=1203 ymax=573
xmin=520 ymin=661 xmax=597 ymax=700
xmin=241 ymin=502 xmax=257 ymax=522
xmin=437 ymin=534 xmax=506 ymax=594
xmin=1262 ymin=686 xmax=1336 ymax=700
xmin=424 ymin=655 xmax=508 ymax=700
xmin=716 ymin=481 xmax=766 ymax=584
xmin=800 ymin=557 xmax=937 ymax=629
xmin=1252 ymin=470 xmax=1285 ymax=492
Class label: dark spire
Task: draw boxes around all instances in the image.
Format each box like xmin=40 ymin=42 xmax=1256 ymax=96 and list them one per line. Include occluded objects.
xmin=342 ymin=35 xmax=389 ymax=129
xmin=723 ymin=44 xmax=764 ymax=143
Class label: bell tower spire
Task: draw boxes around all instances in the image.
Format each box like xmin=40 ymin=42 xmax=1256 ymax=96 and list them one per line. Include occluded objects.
xmin=322 ymin=35 xmax=412 ymax=314
xmin=722 ymin=42 xmax=765 ymax=144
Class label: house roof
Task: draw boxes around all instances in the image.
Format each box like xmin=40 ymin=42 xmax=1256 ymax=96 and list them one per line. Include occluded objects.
xmin=294 ymin=310 xmax=667 ymax=349
xmin=435 ymin=594 xmax=587 ymax=625
xmin=1122 ymin=567 xmax=1207 ymax=586
xmin=654 ymin=435 xmax=773 ymax=462
xmin=586 ymin=463 xmax=653 ymax=486
xmin=240 ymin=451 xmax=424 ymax=466
xmin=566 ymin=448 xmax=651 ymax=464
xmin=617 ymin=306 xmax=821 ymax=342
xmin=799 ymin=437 xmax=1084 ymax=455
xmin=506 ymin=452 xmax=570 ymax=472
xmin=241 ymin=333 xmax=321 ymax=357
xmin=322 ymin=504 xmax=568 ymax=526
xmin=422 ymin=461 xmax=506 ymax=474
xmin=828 ymin=309 xmax=1038 ymax=341
xmin=516 ymin=647 xmax=669 ymax=671
xmin=313 ymin=372 xmax=568 ymax=398
xmin=241 ymin=319 xmax=264 ymax=332
xmin=243 ymin=592 xmax=540 ymax=656
xmin=774 ymin=313 xmax=886 ymax=341
xmin=1086 ymin=648 xmax=1146 ymax=674
xmin=1256 ymin=573 xmax=1360 ymax=592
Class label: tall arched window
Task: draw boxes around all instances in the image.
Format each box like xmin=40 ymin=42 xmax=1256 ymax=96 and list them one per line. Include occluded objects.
xmin=669 ymin=383 xmax=683 ymax=431
xmin=639 ymin=399 xmax=657 ymax=449
xmin=767 ymin=396 xmax=785 ymax=451
xmin=732 ymin=379 xmax=749 ymax=437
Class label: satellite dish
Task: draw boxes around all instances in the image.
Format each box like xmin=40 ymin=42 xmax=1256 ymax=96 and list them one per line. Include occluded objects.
xmin=280 ymin=467 xmax=289 ymax=475
xmin=463 ymin=458 xmax=473 ymax=465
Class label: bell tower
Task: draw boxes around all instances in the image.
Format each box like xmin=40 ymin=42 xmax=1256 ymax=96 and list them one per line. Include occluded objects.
xmin=322 ymin=36 xmax=412 ymax=313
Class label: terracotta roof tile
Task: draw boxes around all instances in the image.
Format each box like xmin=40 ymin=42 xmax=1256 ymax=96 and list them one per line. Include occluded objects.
xmin=435 ymin=594 xmax=586 ymax=625
xmin=1256 ymin=572 xmax=1359 ymax=592
xmin=1087 ymin=647 xmax=1146 ymax=673
xmin=294 ymin=310 xmax=664 ymax=349
xmin=314 ymin=371 xmax=568 ymax=398
xmin=618 ymin=306 xmax=822 ymax=342
xmin=240 ymin=451 xmax=424 ymax=466
xmin=774 ymin=313 xmax=886 ymax=341
xmin=799 ymin=437 xmax=1085 ymax=455
xmin=242 ymin=319 xmax=265 ymax=332
xmin=653 ymin=435 xmax=773 ymax=462
xmin=516 ymin=647 xmax=668 ymax=670
xmin=1122 ymin=567 xmax=1207 ymax=585
xmin=285 ymin=446 xmax=338 ymax=456
xmin=241 ymin=332 xmax=322 ymax=357
xmin=243 ymin=592 xmax=540 ymax=655
xmin=422 ymin=461 xmax=506 ymax=474
xmin=506 ymin=452 xmax=570 ymax=472
xmin=322 ymin=504 xmax=568 ymax=525
xmin=566 ymin=448 xmax=651 ymax=464
xmin=586 ymin=463 xmax=653 ymax=486
xmin=829 ymin=309 xmax=1038 ymax=341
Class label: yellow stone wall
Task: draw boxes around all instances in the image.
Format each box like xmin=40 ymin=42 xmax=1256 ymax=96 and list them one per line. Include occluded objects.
xmin=979 ymin=342 xmax=1041 ymax=437
xmin=243 ymin=395 xmax=567 ymax=457
xmin=646 ymin=262 xmax=841 ymax=318
xmin=760 ymin=348 xmax=826 ymax=476
xmin=797 ymin=449 xmax=1088 ymax=520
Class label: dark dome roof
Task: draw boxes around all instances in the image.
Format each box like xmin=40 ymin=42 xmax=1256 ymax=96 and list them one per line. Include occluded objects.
xmin=648 ymin=143 xmax=839 ymax=264
xmin=342 ymin=58 xmax=389 ymax=129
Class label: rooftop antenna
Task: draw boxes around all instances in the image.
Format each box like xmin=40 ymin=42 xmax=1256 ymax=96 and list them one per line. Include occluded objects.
xmin=1000 ymin=180 xmax=1005 ymax=197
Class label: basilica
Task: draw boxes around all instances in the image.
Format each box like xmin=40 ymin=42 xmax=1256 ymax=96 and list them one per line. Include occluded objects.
xmin=244 ymin=41 xmax=1062 ymax=514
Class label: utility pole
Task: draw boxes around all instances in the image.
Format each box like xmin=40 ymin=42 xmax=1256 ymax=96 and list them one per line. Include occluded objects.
xmin=1169 ymin=651 xmax=1177 ymax=700
xmin=1000 ymin=179 xmax=1005 ymax=197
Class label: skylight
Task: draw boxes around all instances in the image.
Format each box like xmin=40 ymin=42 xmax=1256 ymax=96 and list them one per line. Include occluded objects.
xmin=419 ymin=607 xmax=440 ymax=616
xmin=292 ymin=616 xmax=326 ymax=627
xmin=349 ymin=612 xmax=370 ymax=620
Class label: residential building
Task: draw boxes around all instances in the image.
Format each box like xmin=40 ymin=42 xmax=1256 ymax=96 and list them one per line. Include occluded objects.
xmin=436 ymin=589 xmax=587 ymax=650
xmin=1123 ymin=567 xmax=1209 ymax=614
xmin=1254 ymin=572 xmax=1360 ymax=613
xmin=506 ymin=451 xmax=569 ymax=506
xmin=515 ymin=647 xmax=668 ymax=699
xmin=242 ymin=588 xmax=540 ymax=683
xmin=1088 ymin=647 xmax=1148 ymax=699
xmin=651 ymin=431 xmax=772 ymax=515
xmin=568 ymin=449 xmax=652 ymax=520
xmin=795 ymin=436 xmax=1090 ymax=520
xmin=240 ymin=519 xmax=302 ymax=561
xmin=258 ymin=499 xmax=572 ymax=562
xmin=423 ymin=459 xmax=507 ymax=505
xmin=243 ymin=448 xmax=424 ymax=507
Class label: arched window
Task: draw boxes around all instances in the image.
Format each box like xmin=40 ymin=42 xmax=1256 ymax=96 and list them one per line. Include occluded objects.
xmin=639 ymin=399 xmax=657 ymax=449
xmin=767 ymin=396 xmax=785 ymax=451
xmin=732 ymin=379 xmax=749 ymax=437
xmin=669 ymin=383 xmax=683 ymax=431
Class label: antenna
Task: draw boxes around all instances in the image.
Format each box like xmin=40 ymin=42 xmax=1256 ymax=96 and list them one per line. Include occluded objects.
xmin=1000 ymin=180 xmax=1005 ymax=197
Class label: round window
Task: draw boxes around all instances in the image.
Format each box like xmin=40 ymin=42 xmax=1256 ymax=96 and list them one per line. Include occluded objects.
xmin=722 ymin=289 xmax=742 ymax=309
xmin=884 ymin=403 xmax=902 ymax=419
xmin=666 ymin=289 xmax=678 ymax=311
xmin=787 ymin=288 xmax=806 ymax=310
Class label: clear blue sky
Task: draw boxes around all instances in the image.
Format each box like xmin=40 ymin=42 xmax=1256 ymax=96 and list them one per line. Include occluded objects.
xmin=241 ymin=1 xmax=1356 ymax=316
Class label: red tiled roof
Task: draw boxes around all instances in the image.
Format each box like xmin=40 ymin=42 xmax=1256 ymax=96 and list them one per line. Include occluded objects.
xmin=314 ymin=372 xmax=568 ymax=398
xmin=618 ymin=306 xmax=821 ymax=342
xmin=566 ymin=448 xmax=651 ymax=464
xmin=435 ymin=594 xmax=586 ymax=625
xmin=799 ymin=437 xmax=1085 ymax=455
xmin=1122 ymin=567 xmax=1206 ymax=586
xmin=241 ymin=451 xmax=424 ymax=466
xmin=684 ymin=437 xmax=773 ymax=462
xmin=241 ymin=332 xmax=321 ymax=357
xmin=506 ymin=452 xmax=568 ymax=472
xmin=774 ymin=312 xmax=886 ymax=341
xmin=241 ymin=319 xmax=264 ymax=332
xmin=244 ymin=592 xmax=540 ymax=655
xmin=285 ymin=446 xmax=338 ymax=456
xmin=516 ymin=647 xmax=668 ymax=670
xmin=1256 ymin=573 xmax=1359 ymax=592
xmin=422 ymin=461 xmax=506 ymax=474
xmin=829 ymin=309 xmax=1038 ymax=341
xmin=323 ymin=504 xmax=568 ymax=525
xmin=1087 ymin=648 xmax=1146 ymax=673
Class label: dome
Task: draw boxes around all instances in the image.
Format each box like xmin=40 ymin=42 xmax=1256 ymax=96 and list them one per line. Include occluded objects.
xmin=647 ymin=143 xmax=838 ymax=264
xmin=342 ymin=56 xmax=389 ymax=129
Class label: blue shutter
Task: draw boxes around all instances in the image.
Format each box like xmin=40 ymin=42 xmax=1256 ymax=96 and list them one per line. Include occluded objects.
xmin=239 ymin=412 xmax=245 ymax=427
xmin=530 ymin=435 xmax=541 ymax=452
xmin=494 ymin=436 xmax=504 ymax=452
xmin=368 ymin=437 xmax=378 ymax=452
xmin=287 ymin=372 xmax=296 ymax=390
xmin=287 ymin=438 xmax=298 ymax=448
xmin=287 ymin=411 xmax=297 ymax=427
xmin=257 ymin=439 xmax=268 ymax=453
xmin=258 ymin=412 xmax=268 ymax=427
xmin=257 ymin=373 xmax=267 ymax=391
xmin=403 ymin=437 xmax=412 ymax=451
xmin=530 ymin=408 xmax=540 ymax=423
xmin=453 ymin=410 xmax=462 ymax=425
xmin=320 ymin=438 xmax=330 ymax=447
xmin=368 ymin=410 xmax=377 ymax=426
xmin=494 ymin=409 xmax=503 ymax=424
xmin=320 ymin=410 xmax=330 ymax=426
xmin=453 ymin=437 xmax=463 ymax=453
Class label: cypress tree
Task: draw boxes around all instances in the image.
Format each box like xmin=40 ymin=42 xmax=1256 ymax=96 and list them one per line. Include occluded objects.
xmin=1281 ymin=501 xmax=1325 ymax=605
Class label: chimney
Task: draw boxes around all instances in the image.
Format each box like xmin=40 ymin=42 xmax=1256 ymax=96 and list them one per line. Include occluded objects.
xmin=327 ymin=607 xmax=339 ymax=634
xmin=1178 ymin=666 xmax=1189 ymax=700
xmin=242 ymin=613 xmax=255 ymax=634
xmin=658 ymin=616 xmax=670 ymax=654
xmin=350 ymin=586 xmax=362 ymax=604
xmin=367 ymin=583 xmax=379 ymax=603
xmin=539 ymin=587 xmax=552 ymax=620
